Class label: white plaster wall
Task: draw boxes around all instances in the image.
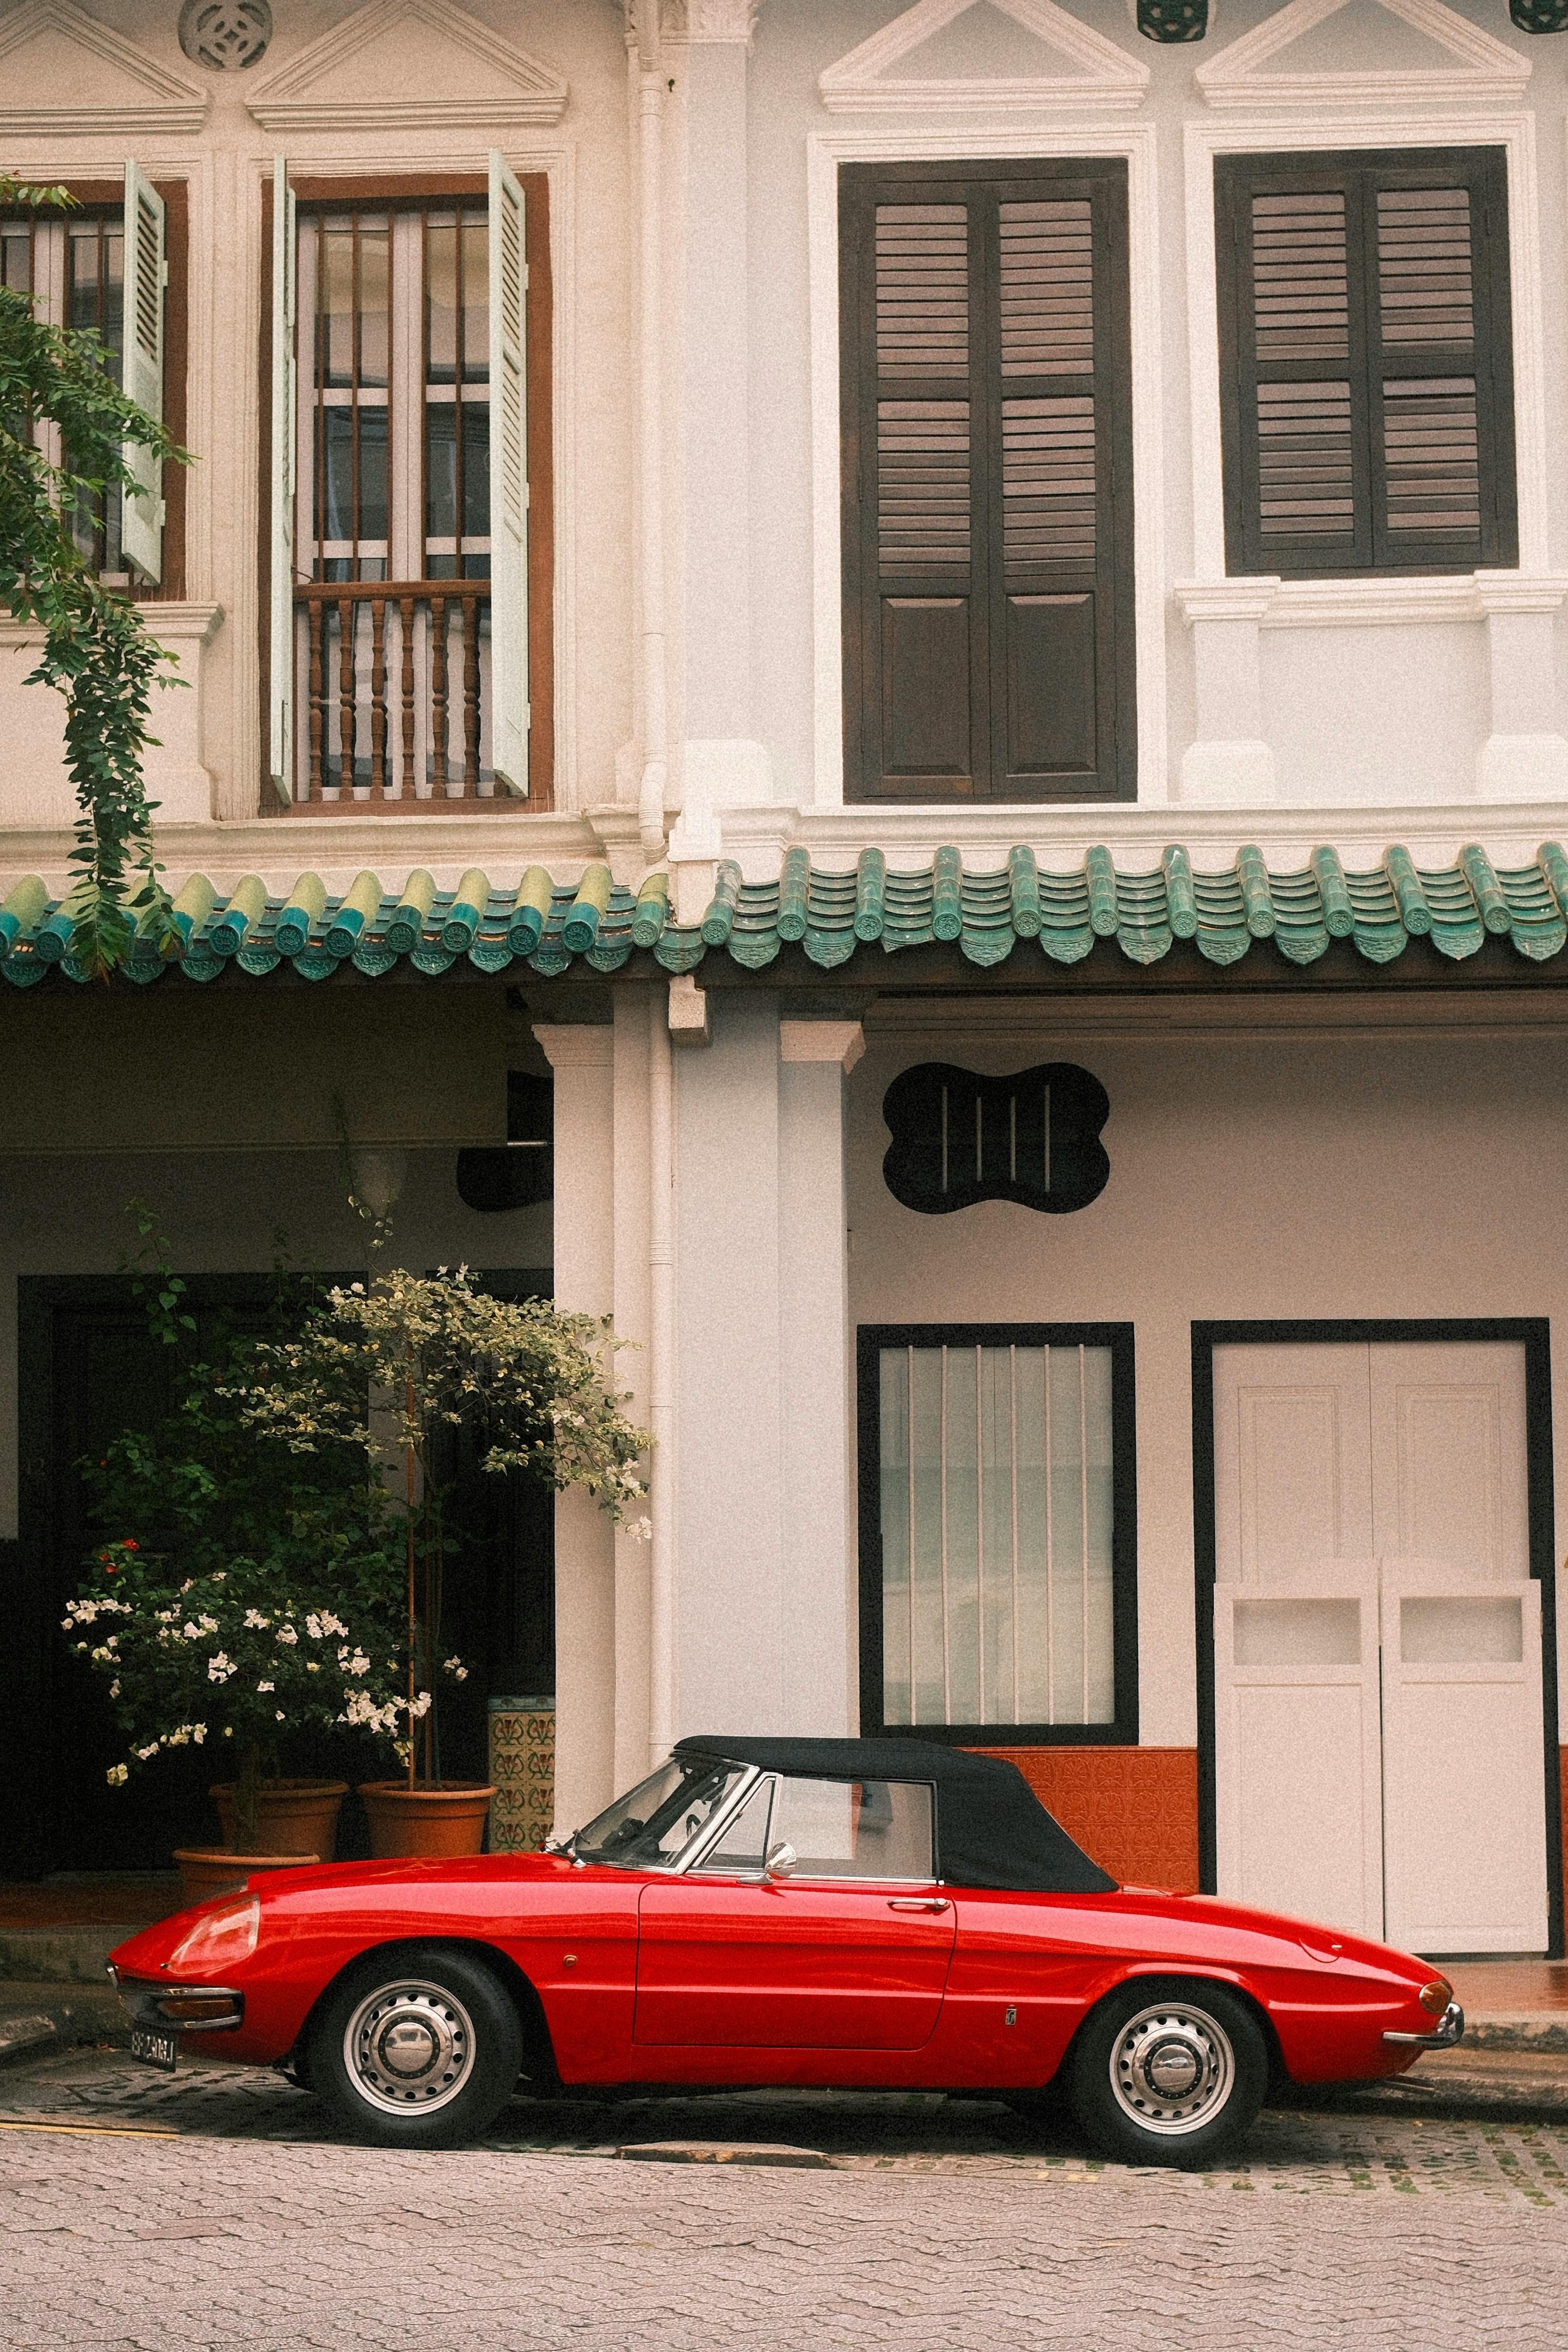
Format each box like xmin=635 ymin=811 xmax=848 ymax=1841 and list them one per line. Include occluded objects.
xmin=0 ymin=0 xmax=632 ymax=835
xmin=743 ymin=0 xmax=1568 ymax=813
xmin=846 ymin=1000 xmax=1568 ymax=1744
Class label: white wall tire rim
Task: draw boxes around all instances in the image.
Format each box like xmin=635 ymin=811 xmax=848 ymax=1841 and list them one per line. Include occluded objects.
xmin=1107 ymin=2001 xmax=1236 ymax=2138
xmin=343 ymin=1980 xmax=478 ymax=2117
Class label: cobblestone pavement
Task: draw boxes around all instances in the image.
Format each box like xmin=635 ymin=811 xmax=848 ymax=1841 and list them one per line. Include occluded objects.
xmin=0 ymin=2055 xmax=1565 ymax=2349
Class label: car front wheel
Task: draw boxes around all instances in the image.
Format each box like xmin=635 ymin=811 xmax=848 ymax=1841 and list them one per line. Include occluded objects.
xmin=1066 ymin=1980 xmax=1266 ymax=2168
xmin=310 ymin=1944 xmax=524 ymax=2149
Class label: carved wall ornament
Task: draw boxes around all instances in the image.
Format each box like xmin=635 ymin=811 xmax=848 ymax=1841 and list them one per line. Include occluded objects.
xmin=1137 ymin=0 xmax=1208 ymax=39
xmin=1194 ymin=0 xmax=1531 ymax=109
xmin=820 ymin=0 xmax=1149 ymax=115
xmin=0 ymin=0 xmax=208 ymax=134
xmin=179 ymin=0 xmax=272 ymax=70
xmin=1510 ymin=0 xmax=1568 ymax=28
xmin=246 ymin=0 xmax=568 ymax=130
xmin=659 ymin=0 xmax=763 ymax=39
xmin=882 ymin=1062 xmax=1111 ymax=1217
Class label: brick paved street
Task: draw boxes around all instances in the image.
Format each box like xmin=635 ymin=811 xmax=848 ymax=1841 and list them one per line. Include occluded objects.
xmin=1 ymin=2054 xmax=1566 ymax=2349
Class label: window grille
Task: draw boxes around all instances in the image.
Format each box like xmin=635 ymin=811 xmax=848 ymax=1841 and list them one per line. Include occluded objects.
xmin=1 ymin=209 xmax=127 ymax=577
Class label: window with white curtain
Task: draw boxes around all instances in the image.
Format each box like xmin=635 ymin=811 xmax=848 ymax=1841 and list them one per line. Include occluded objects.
xmin=861 ymin=1327 xmax=1136 ymax=1740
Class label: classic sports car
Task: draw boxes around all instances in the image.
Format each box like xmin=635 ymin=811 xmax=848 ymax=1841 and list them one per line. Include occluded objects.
xmin=109 ymin=1737 xmax=1462 ymax=2166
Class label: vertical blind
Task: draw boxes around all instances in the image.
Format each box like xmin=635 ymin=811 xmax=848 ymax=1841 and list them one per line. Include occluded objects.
xmin=1216 ymin=147 xmax=1516 ymax=577
xmin=878 ymin=1343 xmax=1116 ymax=1728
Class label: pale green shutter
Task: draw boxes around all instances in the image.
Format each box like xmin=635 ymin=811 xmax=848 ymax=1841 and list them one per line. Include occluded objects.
xmin=119 ymin=161 xmax=165 ymax=584
xmin=488 ymin=150 xmax=528 ymax=797
xmin=269 ymin=155 xmax=297 ymax=802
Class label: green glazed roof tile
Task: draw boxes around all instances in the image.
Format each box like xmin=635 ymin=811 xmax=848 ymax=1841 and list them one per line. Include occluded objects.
xmin=7 ymin=846 xmax=1568 ymax=988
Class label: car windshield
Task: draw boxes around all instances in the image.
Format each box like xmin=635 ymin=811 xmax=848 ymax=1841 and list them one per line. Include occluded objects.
xmin=571 ymin=1758 xmax=748 ymax=1870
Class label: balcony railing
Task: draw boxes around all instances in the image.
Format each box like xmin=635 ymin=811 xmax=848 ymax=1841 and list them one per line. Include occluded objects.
xmin=291 ymin=581 xmax=502 ymax=807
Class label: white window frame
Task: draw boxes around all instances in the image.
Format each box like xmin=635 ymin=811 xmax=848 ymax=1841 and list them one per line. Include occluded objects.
xmin=1181 ymin=109 xmax=1555 ymax=617
xmin=807 ymin=123 xmax=1168 ymax=811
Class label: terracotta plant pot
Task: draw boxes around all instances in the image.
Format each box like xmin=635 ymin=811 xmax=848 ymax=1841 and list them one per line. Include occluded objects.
xmin=173 ymin=1849 xmax=318 ymax=1904
xmin=358 ymin=1781 xmax=496 ymax=1859
xmin=209 ymin=1778 xmax=349 ymax=1863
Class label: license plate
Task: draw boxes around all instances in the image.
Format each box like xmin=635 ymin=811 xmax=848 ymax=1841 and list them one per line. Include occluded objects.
xmin=130 ymin=2028 xmax=178 ymax=2072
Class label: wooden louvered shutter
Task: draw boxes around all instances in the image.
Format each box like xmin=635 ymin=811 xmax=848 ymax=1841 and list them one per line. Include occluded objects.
xmin=487 ymin=148 xmax=529 ymax=798
xmin=1216 ymin=148 xmax=1517 ymax=578
xmin=268 ymin=154 xmax=297 ymax=803
xmin=119 ymin=161 xmax=165 ymax=584
xmin=840 ymin=162 xmax=1134 ymax=805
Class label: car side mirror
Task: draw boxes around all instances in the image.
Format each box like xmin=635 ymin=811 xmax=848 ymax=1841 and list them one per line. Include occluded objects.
xmin=763 ymin=1841 xmax=797 ymax=1880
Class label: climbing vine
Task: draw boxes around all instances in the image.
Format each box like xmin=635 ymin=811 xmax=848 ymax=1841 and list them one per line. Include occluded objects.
xmin=0 ymin=175 xmax=191 ymax=977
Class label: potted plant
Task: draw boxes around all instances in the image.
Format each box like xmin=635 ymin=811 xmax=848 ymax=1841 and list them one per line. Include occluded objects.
xmin=67 ymin=1221 xmax=429 ymax=1896
xmin=233 ymin=1263 xmax=649 ymax=1857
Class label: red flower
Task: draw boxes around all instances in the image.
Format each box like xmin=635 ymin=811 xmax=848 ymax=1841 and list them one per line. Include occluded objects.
xmin=121 ymin=1539 xmax=139 ymax=1552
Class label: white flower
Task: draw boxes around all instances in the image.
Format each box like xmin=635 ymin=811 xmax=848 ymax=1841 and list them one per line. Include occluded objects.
xmin=135 ymin=1743 xmax=158 ymax=1762
xmin=243 ymin=1608 xmax=269 ymax=1630
xmin=626 ymin=1516 xmax=653 ymax=1544
xmin=257 ymin=1680 xmax=275 ymax=1694
xmin=198 ymin=1615 xmax=219 ymax=1634
xmin=182 ymin=1622 xmax=200 ymax=1640
xmin=305 ymin=1660 xmax=320 ymax=1673
xmin=275 ymin=1624 xmax=299 ymax=1646
xmin=108 ymin=1680 xmax=120 ymax=1699
xmin=90 ymin=1646 xmax=113 ymax=1663
xmin=210 ymin=1571 xmax=225 ymax=1582
xmin=192 ymin=1725 xmax=206 ymax=1745
xmin=207 ymin=1652 xmax=235 ymax=1683
xmin=275 ymin=1710 xmax=286 ymax=1721
xmin=106 ymin=1764 xmax=128 ymax=1786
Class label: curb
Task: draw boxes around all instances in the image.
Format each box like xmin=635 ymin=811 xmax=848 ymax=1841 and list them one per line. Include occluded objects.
xmin=0 ymin=1985 xmax=128 ymax=2065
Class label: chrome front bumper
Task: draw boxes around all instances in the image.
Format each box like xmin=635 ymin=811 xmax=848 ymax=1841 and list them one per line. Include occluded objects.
xmin=1383 ymin=1999 xmax=1465 ymax=2050
xmin=110 ymin=1972 xmax=246 ymax=2032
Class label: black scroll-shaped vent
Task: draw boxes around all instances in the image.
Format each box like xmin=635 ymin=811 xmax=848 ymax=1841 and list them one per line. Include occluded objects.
xmin=882 ymin=1062 xmax=1110 ymax=1216
xmin=1137 ymin=0 xmax=1208 ymax=40
xmin=1511 ymin=0 xmax=1568 ymax=30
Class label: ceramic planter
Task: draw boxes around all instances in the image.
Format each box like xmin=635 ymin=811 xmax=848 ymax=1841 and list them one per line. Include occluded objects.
xmin=173 ymin=1849 xmax=318 ymax=1904
xmin=357 ymin=1781 xmax=495 ymax=1858
xmin=208 ymin=1778 xmax=349 ymax=1863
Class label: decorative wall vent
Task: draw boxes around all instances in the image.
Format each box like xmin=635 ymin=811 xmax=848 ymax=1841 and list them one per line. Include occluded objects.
xmin=882 ymin=1061 xmax=1110 ymax=1216
xmin=1511 ymin=0 xmax=1568 ymax=29
xmin=1137 ymin=0 xmax=1208 ymax=38
xmin=179 ymin=0 xmax=272 ymax=70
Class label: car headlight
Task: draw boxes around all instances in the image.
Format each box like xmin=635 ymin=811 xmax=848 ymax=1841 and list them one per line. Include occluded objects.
xmin=167 ymin=1895 xmax=260 ymax=1972
xmin=1418 ymin=1976 xmax=1453 ymax=2017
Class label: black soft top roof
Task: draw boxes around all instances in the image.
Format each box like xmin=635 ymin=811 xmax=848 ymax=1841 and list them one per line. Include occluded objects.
xmin=673 ymin=1734 xmax=1116 ymax=1895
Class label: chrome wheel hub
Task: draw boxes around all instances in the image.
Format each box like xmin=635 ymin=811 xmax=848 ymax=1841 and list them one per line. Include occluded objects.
xmin=344 ymin=1981 xmax=476 ymax=2116
xmin=1109 ymin=2002 xmax=1235 ymax=2137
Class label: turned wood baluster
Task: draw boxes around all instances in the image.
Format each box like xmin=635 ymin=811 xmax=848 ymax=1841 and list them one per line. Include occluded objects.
xmin=431 ymin=594 xmax=449 ymax=794
xmin=399 ymin=596 xmax=415 ymax=797
xmin=337 ymin=596 xmax=355 ymax=795
xmin=462 ymin=596 xmax=481 ymax=794
xmin=369 ymin=595 xmax=388 ymax=799
xmin=307 ymin=599 xmax=324 ymax=802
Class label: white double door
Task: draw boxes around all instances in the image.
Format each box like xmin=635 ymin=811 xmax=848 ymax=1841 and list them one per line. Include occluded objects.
xmin=1212 ymin=1341 xmax=1548 ymax=1955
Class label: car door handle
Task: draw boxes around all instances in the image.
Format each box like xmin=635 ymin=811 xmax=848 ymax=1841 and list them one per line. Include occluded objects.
xmin=886 ymin=1897 xmax=951 ymax=1913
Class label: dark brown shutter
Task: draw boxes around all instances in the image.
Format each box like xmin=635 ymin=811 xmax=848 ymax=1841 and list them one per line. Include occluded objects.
xmin=841 ymin=160 xmax=1135 ymax=804
xmin=1217 ymin=147 xmax=1517 ymax=578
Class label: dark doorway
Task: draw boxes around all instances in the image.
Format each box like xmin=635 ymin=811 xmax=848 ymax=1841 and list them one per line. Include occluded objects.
xmin=5 ymin=1269 xmax=554 ymax=1881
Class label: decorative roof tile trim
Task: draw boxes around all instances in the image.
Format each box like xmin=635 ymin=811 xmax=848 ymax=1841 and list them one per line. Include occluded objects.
xmin=5 ymin=846 xmax=1568 ymax=987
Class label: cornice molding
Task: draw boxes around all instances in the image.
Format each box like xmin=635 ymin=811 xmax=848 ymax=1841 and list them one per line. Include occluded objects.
xmin=246 ymin=0 xmax=568 ymax=132
xmin=1194 ymin=0 xmax=1530 ymax=112
xmin=818 ymin=0 xmax=1150 ymax=116
xmin=0 ymin=0 xmax=208 ymax=135
xmin=660 ymin=0 xmax=762 ymax=43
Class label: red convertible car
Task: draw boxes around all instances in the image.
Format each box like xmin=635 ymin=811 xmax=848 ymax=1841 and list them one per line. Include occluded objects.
xmin=109 ymin=1737 xmax=1461 ymax=2166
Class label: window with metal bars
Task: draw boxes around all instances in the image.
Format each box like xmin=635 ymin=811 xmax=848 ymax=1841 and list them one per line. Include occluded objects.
xmin=2 ymin=207 xmax=126 ymax=576
xmin=839 ymin=159 xmax=1136 ymax=805
xmin=858 ymin=1325 xmax=1138 ymax=1744
xmin=1215 ymin=147 xmax=1518 ymax=577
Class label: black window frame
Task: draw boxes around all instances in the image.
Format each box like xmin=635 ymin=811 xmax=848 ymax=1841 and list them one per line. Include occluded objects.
xmin=839 ymin=156 xmax=1137 ymax=806
xmin=1215 ymin=145 xmax=1518 ymax=579
xmin=857 ymin=1321 xmax=1139 ymax=1748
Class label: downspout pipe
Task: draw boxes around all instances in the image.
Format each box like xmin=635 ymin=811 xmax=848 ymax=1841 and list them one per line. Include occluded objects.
xmin=647 ymin=996 xmax=675 ymax=1764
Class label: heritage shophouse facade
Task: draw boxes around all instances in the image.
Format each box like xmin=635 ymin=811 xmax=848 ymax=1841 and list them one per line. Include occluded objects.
xmin=2 ymin=0 xmax=1566 ymax=1959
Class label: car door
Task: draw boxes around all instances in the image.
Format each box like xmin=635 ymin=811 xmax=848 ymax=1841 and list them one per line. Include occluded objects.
xmin=633 ymin=1773 xmax=956 ymax=2051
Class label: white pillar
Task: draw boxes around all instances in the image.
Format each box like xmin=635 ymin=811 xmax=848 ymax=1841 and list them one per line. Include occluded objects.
xmin=779 ymin=1019 xmax=864 ymax=1735
xmin=532 ymin=1022 xmax=618 ymax=1830
xmin=1175 ymin=581 xmax=1278 ymax=806
xmin=672 ymin=995 xmax=861 ymax=1738
xmin=611 ymin=991 xmax=654 ymax=1789
xmin=1476 ymin=574 xmax=1568 ymax=800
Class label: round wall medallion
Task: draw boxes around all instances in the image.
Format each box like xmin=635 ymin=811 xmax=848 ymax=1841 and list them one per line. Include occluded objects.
xmin=178 ymin=0 xmax=273 ymax=70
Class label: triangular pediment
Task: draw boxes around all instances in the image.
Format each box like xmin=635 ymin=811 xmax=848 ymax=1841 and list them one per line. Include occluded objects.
xmin=247 ymin=0 xmax=568 ymax=132
xmin=819 ymin=0 xmax=1150 ymax=115
xmin=1195 ymin=0 xmax=1530 ymax=110
xmin=0 ymin=0 xmax=207 ymax=134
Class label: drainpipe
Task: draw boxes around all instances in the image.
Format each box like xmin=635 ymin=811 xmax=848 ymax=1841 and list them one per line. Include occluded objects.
xmin=631 ymin=14 xmax=668 ymax=858
xmin=647 ymin=994 xmax=675 ymax=1764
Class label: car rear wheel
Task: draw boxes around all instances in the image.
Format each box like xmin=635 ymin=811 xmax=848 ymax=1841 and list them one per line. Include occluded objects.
xmin=309 ymin=1944 xmax=523 ymax=2149
xmin=1066 ymin=1980 xmax=1266 ymax=2169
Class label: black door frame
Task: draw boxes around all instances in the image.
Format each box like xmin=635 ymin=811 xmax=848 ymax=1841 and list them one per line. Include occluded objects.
xmin=1191 ymin=1316 xmax=1562 ymax=1959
